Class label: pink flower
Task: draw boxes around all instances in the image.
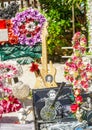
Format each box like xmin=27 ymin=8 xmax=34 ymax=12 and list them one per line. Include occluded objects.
xmin=86 ymin=63 xmax=92 ymax=72
xmin=72 ymin=32 xmax=81 ymax=42
xmin=0 ymin=106 xmax=3 ymax=118
xmin=0 ymin=96 xmax=22 ymax=114
xmin=3 ymin=87 xmax=12 ymax=96
xmin=80 ymin=37 xmax=87 ymax=43
xmin=0 ymin=99 xmax=8 ymax=113
xmin=80 ymin=80 xmax=88 ymax=90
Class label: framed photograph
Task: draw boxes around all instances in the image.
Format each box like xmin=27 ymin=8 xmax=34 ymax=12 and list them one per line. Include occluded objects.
xmin=32 ymin=83 xmax=74 ymax=121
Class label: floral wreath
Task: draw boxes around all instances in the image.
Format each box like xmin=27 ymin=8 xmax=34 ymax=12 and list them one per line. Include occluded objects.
xmin=0 ymin=62 xmax=19 ymax=81
xmin=64 ymin=32 xmax=92 ymax=121
xmin=12 ymin=8 xmax=46 ymax=46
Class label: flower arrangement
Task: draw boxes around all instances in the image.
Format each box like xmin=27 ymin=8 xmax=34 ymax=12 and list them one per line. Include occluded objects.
xmin=12 ymin=8 xmax=46 ymax=46
xmin=64 ymin=32 xmax=92 ymax=121
xmin=0 ymin=62 xmax=19 ymax=80
xmin=0 ymin=19 xmax=18 ymax=45
xmin=64 ymin=56 xmax=92 ymax=91
xmin=64 ymin=32 xmax=92 ymax=91
xmin=0 ymin=86 xmax=22 ymax=118
xmin=72 ymin=32 xmax=87 ymax=54
xmin=0 ymin=62 xmax=22 ymax=118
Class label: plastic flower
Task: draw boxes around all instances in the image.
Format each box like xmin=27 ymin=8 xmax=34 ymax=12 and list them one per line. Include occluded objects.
xmin=30 ymin=62 xmax=39 ymax=72
xmin=12 ymin=8 xmax=46 ymax=46
xmin=0 ymin=96 xmax=22 ymax=113
xmin=70 ymin=104 xmax=79 ymax=113
xmin=0 ymin=106 xmax=3 ymax=118
xmin=64 ymin=33 xmax=92 ymax=91
xmin=0 ymin=20 xmax=18 ymax=45
xmin=6 ymin=20 xmax=18 ymax=45
xmin=64 ymin=32 xmax=92 ymax=120
xmin=75 ymin=95 xmax=83 ymax=104
xmin=72 ymin=32 xmax=87 ymax=54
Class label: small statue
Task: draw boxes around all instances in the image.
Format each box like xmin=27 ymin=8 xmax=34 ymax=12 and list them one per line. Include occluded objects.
xmin=81 ymin=97 xmax=92 ymax=111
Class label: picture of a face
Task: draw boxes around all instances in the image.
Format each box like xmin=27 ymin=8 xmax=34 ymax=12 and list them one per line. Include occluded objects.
xmin=47 ymin=90 xmax=56 ymax=100
xmin=45 ymin=74 xmax=53 ymax=83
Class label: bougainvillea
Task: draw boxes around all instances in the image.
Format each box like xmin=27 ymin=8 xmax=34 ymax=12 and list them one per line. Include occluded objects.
xmin=12 ymin=8 xmax=46 ymax=46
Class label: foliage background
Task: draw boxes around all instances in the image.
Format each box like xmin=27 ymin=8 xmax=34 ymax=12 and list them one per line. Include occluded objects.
xmin=39 ymin=0 xmax=87 ymax=62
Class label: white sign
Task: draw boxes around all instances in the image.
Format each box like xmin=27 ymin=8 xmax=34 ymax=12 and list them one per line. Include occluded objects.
xmin=0 ymin=29 xmax=8 ymax=42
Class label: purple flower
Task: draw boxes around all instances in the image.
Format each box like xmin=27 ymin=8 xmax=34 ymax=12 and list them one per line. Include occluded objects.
xmin=12 ymin=8 xmax=46 ymax=46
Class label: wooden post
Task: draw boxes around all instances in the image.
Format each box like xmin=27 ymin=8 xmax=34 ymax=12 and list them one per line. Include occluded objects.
xmin=8 ymin=0 xmax=10 ymax=4
xmin=72 ymin=3 xmax=75 ymax=35
xmin=21 ymin=0 xmax=23 ymax=8
xmin=1 ymin=0 xmax=4 ymax=8
xmin=26 ymin=0 xmax=30 ymax=7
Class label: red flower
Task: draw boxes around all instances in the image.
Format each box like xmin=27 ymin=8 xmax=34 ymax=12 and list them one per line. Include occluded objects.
xmin=70 ymin=104 xmax=79 ymax=113
xmin=75 ymin=95 xmax=83 ymax=104
xmin=30 ymin=62 xmax=39 ymax=72
xmin=8 ymin=35 xmax=18 ymax=45
xmin=6 ymin=19 xmax=13 ymax=29
xmin=0 ymin=20 xmax=6 ymax=29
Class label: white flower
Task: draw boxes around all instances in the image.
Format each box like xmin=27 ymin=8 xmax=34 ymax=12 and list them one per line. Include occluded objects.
xmin=25 ymin=22 xmax=36 ymax=32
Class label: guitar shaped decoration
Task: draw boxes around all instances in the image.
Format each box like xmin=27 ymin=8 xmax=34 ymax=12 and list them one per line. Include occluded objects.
xmin=41 ymin=21 xmax=57 ymax=88
xmin=34 ymin=21 xmax=57 ymax=88
xmin=40 ymin=82 xmax=66 ymax=121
